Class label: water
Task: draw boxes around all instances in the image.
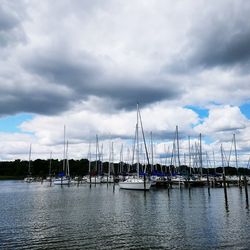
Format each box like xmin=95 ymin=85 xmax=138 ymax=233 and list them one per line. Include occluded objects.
xmin=0 ymin=181 xmax=249 ymax=249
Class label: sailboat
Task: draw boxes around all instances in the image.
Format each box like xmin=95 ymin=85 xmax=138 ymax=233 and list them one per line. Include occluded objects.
xmin=24 ymin=144 xmax=35 ymax=183
xmin=102 ymin=142 xmax=115 ymax=183
xmin=119 ymin=104 xmax=151 ymax=190
xmin=87 ymin=135 xmax=102 ymax=184
xmin=54 ymin=126 xmax=71 ymax=185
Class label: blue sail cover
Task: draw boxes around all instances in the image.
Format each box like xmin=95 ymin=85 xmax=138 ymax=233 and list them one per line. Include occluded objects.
xmin=139 ymin=171 xmax=148 ymax=176
xmin=58 ymin=172 xmax=65 ymax=177
xmin=151 ymin=170 xmax=165 ymax=176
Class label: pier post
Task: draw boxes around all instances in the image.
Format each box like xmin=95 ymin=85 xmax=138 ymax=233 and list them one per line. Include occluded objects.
xmin=238 ymin=175 xmax=242 ymax=188
xmin=144 ymin=174 xmax=146 ymax=191
xmin=244 ymin=176 xmax=249 ymax=208
xmin=223 ymin=174 xmax=228 ymax=211
xmin=207 ymin=174 xmax=210 ymax=196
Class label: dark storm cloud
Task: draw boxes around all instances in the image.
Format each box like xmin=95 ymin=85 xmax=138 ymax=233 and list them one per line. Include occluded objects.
xmin=166 ymin=2 xmax=250 ymax=73
xmin=190 ymin=24 xmax=250 ymax=69
xmin=25 ymin=50 xmax=101 ymax=87
xmin=22 ymin=48 xmax=182 ymax=113
xmin=0 ymin=87 xmax=73 ymax=116
xmin=0 ymin=1 xmax=26 ymax=47
xmin=0 ymin=7 xmax=19 ymax=31
xmin=94 ymin=80 xmax=181 ymax=110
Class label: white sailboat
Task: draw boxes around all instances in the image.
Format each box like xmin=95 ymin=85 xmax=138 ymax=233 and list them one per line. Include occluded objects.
xmin=102 ymin=142 xmax=115 ymax=183
xmin=87 ymin=136 xmax=102 ymax=184
xmin=54 ymin=126 xmax=71 ymax=185
xmin=119 ymin=104 xmax=151 ymax=190
xmin=24 ymin=144 xmax=35 ymax=183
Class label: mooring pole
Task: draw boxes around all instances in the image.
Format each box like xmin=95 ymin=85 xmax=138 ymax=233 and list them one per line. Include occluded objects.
xmin=244 ymin=176 xmax=249 ymax=208
xmin=207 ymin=173 xmax=210 ymax=196
xmin=223 ymin=173 xmax=228 ymax=211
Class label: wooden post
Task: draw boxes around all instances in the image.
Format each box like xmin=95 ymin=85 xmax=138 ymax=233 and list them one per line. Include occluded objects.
xmin=244 ymin=176 xmax=249 ymax=208
xmin=239 ymin=175 xmax=242 ymax=188
xmin=207 ymin=173 xmax=210 ymax=196
xmin=89 ymin=173 xmax=92 ymax=188
xmin=223 ymin=174 xmax=228 ymax=211
xmin=144 ymin=174 xmax=146 ymax=191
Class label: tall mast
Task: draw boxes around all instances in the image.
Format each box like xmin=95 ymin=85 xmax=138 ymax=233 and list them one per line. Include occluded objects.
xmin=96 ymin=134 xmax=99 ymax=174
xmin=63 ymin=125 xmax=66 ymax=173
xmin=88 ymin=142 xmax=91 ymax=174
xmin=111 ymin=141 xmax=114 ymax=175
xmin=119 ymin=144 xmax=123 ymax=173
xmin=233 ymin=134 xmax=239 ymax=173
xmin=188 ymin=136 xmax=191 ymax=175
xmin=138 ymin=105 xmax=150 ymax=167
xmin=136 ymin=103 xmax=140 ymax=178
xmin=49 ymin=151 xmax=52 ymax=176
xmin=108 ymin=142 xmax=111 ymax=176
xmin=28 ymin=144 xmax=32 ymax=175
xmin=66 ymin=140 xmax=69 ymax=176
xmin=199 ymin=133 xmax=203 ymax=176
xmin=221 ymin=144 xmax=225 ymax=175
xmin=213 ymin=150 xmax=216 ymax=174
xmin=176 ymin=126 xmax=181 ymax=168
xmin=150 ymin=131 xmax=154 ymax=173
xmin=100 ymin=143 xmax=103 ymax=174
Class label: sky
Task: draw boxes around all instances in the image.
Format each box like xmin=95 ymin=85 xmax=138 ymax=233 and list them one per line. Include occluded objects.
xmin=1 ymin=0 xmax=250 ymax=167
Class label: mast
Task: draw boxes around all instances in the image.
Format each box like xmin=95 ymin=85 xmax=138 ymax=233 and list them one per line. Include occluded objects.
xmin=188 ymin=136 xmax=191 ymax=175
xmin=136 ymin=104 xmax=140 ymax=178
xmin=66 ymin=140 xmax=70 ymax=176
xmin=49 ymin=152 xmax=52 ymax=177
xmin=176 ymin=126 xmax=181 ymax=168
xmin=212 ymin=150 xmax=216 ymax=174
xmin=88 ymin=142 xmax=91 ymax=174
xmin=28 ymin=144 xmax=32 ymax=176
xmin=100 ymin=143 xmax=103 ymax=174
xmin=138 ymin=105 xmax=150 ymax=167
xmin=119 ymin=144 xmax=123 ymax=173
xmin=63 ymin=125 xmax=66 ymax=173
xmin=150 ymin=131 xmax=154 ymax=173
xmin=95 ymin=134 xmax=99 ymax=175
xmin=199 ymin=133 xmax=203 ymax=176
xmin=233 ymin=133 xmax=239 ymax=173
xmin=111 ymin=142 xmax=114 ymax=175
xmin=221 ymin=144 xmax=225 ymax=175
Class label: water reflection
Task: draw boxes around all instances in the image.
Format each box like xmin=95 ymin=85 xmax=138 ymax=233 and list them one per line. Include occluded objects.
xmin=0 ymin=181 xmax=250 ymax=249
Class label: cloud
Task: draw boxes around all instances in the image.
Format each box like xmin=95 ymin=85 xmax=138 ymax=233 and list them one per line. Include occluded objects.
xmin=0 ymin=1 xmax=26 ymax=48
xmin=194 ymin=105 xmax=249 ymax=137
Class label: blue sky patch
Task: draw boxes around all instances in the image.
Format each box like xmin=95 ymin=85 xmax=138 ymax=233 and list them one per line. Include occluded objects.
xmin=0 ymin=114 xmax=33 ymax=133
xmin=185 ymin=105 xmax=209 ymax=119
xmin=240 ymin=103 xmax=250 ymax=119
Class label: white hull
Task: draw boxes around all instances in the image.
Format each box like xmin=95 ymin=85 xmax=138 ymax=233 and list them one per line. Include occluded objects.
xmin=119 ymin=177 xmax=151 ymax=190
xmin=54 ymin=178 xmax=71 ymax=185
xmin=101 ymin=176 xmax=114 ymax=183
xmin=24 ymin=177 xmax=35 ymax=183
xmin=86 ymin=176 xmax=102 ymax=184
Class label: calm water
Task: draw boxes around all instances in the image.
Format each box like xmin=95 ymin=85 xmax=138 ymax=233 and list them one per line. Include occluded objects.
xmin=0 ymin=181 xmax=249 ymax=249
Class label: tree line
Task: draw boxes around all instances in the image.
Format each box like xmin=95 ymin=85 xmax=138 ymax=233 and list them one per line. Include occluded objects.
xmin=0 ymin=159 xmax=249 ymax=179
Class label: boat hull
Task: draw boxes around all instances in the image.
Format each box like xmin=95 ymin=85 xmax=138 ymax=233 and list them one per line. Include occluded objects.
xmin=53 ymin=178 xmax=71 ymax=185
xmin=119 ymin=179 xmax=151 ymax=190
xmin=86 ymin=176 xmax=102 ymax=184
